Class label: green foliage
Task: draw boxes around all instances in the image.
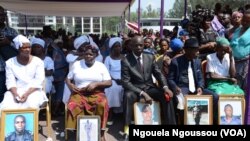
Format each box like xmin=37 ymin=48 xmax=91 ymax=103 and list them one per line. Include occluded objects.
xmin=102 ymin=16 xmax=120 ymax=35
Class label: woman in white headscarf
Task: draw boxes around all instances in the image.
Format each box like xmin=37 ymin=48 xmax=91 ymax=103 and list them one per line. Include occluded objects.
xmin=104 ymin=37 xmax=124 ymax=125
xmin=63 ymin=35 xmax=103 ymax=104
xmin=31 ymin=37 xmax=54 ymax=94
xmin=0 ymin=35 xmax=48 ymax=110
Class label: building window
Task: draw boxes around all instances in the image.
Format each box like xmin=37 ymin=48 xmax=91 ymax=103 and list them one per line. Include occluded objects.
xmin=93 ymin=17 xmax=100 ymax=23
xmin=84 ymin=29 xmax=90 ymax=32
xmin=93 ymin=29 xmax=100 ymax=32
xmin=84 ymin=18 xmax=90 ymax=23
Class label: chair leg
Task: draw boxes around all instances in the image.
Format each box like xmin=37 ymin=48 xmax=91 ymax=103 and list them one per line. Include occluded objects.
xmin=46 ymin=104 xmax=51 ymax=138
xmin=65 ymin=104 xmax=68 ymax=140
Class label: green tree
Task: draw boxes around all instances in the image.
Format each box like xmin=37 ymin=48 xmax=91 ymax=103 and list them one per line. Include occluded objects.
xmin=102 ymin=16 xmax=120 ymax=35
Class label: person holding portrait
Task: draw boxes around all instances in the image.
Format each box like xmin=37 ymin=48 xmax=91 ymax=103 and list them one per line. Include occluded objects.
xmin=66 ymin=44 xmax=112 ymax=141
xmin=168 ymin=38 xmax=218 ymax=124
xmin=0 ymin=35 xmax=48 ymax=110
xmin=121 ymin=36 xmax=176 ymax=140
xmin=206 ymin=37 xmax=244 ymax=95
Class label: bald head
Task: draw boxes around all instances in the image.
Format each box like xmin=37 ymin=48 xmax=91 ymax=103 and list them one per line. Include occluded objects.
xmin=131 ymin=36 xmax=144 ymax=56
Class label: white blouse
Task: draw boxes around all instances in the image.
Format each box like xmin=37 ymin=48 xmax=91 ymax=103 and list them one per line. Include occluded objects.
xmin=67 ymin=60 xmax=111 ymax=88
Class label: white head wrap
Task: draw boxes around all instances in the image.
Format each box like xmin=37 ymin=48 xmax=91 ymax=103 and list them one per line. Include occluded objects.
xmin=109 ymin=37 xmax=122 ymax=48
xmin=30 ymin=37 xmax=45 ymax=48
xmin=73 ymin=35 xmax=90 ymax=50
xmin=13 ymin=35 xmax=30 ymax=50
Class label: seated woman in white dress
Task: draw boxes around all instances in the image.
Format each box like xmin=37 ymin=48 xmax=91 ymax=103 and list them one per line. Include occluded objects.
xmin=0 ymin=35 xmax=48 ymax=110
xmin=104 ymin=37 xmax=124 ymax=124
xmin=30 ymin=37 xmax=54 ymax=94
xmin=63 ymin=35 xmax=103 ymax=104
xmin=66 ymin=45 xmax=111 ymax=141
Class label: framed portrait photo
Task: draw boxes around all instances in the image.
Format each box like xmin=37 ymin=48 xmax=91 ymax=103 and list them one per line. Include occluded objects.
xmin=184 ymin=95 xmax=213 ymax=125
xmin=0 ymin=109 xmax=38 ymax=141
xmin=218 ymin=96 xmax=244 ymax=125
xmin=134 ymin=101 xmax=161 ymax=125
xmin=77 ymin=115 xmax=101 ymax=141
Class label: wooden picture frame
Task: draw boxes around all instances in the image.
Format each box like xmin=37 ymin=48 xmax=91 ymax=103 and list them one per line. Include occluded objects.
xmin=0 ymin=109 xmax=38 ymax=141
xmin=184 ymin=95 xmax=213 ymax=125
xmin=134 ymin=101 xmax=161 ymax=125
xmin=218 ymin=96 xmax=245 ymax=125
xmin=77 ymin=115 xmax=101 ymax=141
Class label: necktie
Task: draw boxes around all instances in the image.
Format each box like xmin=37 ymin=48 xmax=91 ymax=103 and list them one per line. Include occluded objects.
xmin=137 ymin=56 xmax=143 ymax=73
xmin=188 ymin=61 xmax=196 ymax=93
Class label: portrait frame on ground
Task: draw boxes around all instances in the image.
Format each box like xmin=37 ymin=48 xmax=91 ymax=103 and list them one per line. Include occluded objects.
xmin=0 ymin=109 xmax=38 ymax=141
xmin=184 ymin=95 xmax=213 ymax=125
xmin=218 ymin=96 xmax=245 ymax=125
xmin=134 ymin=101 xmax=161 ymax=125
xmin=77 ymin=115 xmax=101 ymax=141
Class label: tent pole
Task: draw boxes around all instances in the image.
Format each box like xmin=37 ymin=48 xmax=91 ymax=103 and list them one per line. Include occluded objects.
xmin=138 ymin=0 xmax=141 ymax=34
xmin=128 ymin=3 xmax=131 ymax=22
xmin=184 ymin=0 xmax=187 ymax=19
xmin=25 ymin=15 xmax=28 ymax=36
xmin=160 ymin=0 xmax=164 ymax=38
xmin=246 ymin=58 xmax=250 ymax=124
xmin=128 ymin=3 xmax=131 ymax=33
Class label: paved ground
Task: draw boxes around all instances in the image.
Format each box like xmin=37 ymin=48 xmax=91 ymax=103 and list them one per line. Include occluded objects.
xmin=39 ymin=112 xmax=124 ymax=141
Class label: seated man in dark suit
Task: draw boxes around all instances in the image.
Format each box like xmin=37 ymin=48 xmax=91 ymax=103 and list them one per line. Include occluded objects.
xmin=121 ymin=36 xmax=176 ymax=140
xmin=168 ymin=38 xmax=218 ymax=125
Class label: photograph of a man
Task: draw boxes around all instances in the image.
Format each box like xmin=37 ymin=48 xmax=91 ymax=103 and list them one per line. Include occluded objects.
xmin=141 ymin=104 xmax=153 ymax=125
xmin=220 ymin=104 xmax=242 ymax=125
xmin=5 ymin=115 xmax=33 ymax=141
xmin=192 ymin=101 xmax=202 ymax=125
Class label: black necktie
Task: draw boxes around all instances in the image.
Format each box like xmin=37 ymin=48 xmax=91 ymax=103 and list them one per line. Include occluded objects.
xmin=137 ymin=56 xmax=143 ymax=73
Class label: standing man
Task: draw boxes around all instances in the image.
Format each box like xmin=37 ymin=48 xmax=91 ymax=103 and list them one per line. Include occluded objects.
xmin=168 ymin=38 xmax=218 ymax=124
xmin=0 ymin=6 xmax=18 ymax=102
xmin=5 ymin=115 xmax=33 ymax=141
xmin=192 ymin=101 xmax=202 ymax=125
xmin=84 ymin=120 xmax=92 ymax=141
xmin=121 ymin=36 xmax=176 ymax=140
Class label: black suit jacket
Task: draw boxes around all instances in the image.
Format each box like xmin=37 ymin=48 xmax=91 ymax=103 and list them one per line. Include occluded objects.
xmin=121 ymin=53 xmax=167 ymax=95
xmin=167 ymin=55 xmax=204 ymax=93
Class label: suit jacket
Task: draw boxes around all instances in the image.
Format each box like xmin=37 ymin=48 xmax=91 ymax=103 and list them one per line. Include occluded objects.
xmin=167 ymin=55 xmax=204 ymax=93
xmin=121 ymin=53 xmax=167 ymax=94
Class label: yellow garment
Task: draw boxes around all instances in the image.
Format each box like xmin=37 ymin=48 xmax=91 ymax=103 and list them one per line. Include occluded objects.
xmin=124 ymin=125 xmax=129 ymax=135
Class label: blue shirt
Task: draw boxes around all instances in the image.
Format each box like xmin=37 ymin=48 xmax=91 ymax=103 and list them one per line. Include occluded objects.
xmin=230 ymin=27 xmax=250 ymax=60
xmin=220 ymin=116 xmax=242 ymax=125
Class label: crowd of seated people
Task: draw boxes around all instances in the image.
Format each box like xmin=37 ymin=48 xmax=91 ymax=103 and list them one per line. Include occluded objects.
xmin=0 ymin=2 xmax=250 ymax=141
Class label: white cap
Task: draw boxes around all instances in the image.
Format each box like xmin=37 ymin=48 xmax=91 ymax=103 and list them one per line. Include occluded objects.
xmin=30 ymin=37 xmax=45 ymax=48
xmin=109 ymin=37 xmax=122 ymax=49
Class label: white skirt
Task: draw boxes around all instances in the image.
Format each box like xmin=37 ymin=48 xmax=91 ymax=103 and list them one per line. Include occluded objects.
xmin=0 ymin=88 xmax=48 ymax=110
xmin=104 ymin=80 xmax=124 ymax=108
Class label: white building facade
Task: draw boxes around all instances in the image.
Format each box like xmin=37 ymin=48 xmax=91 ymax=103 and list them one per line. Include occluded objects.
xmin=7 ymin=11 xmax=102 ymax=35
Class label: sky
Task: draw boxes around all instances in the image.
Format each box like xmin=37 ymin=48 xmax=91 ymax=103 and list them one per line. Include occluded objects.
xmin=130 ymin=0 xmax=175 ymax=13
